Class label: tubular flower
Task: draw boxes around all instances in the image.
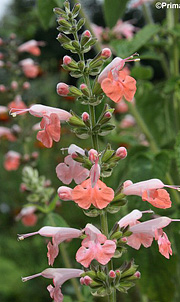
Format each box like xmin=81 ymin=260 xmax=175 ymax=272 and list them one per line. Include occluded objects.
xmin=16 ymin=206 xmax=37 ymax=226
xmin=8 ymin=95 xmax=27 ymax=114
xmin=76 ymin=224 xmax=116 ymax=267
xmin=19 ymin=58 xmax=39 ymax=78
xmin=89 ymin=157 xmax=101 ymax=188
xmin=0 ymin=126 xmax=16 ymax=141
xmin=18 ymin=40 xmax=44 ymax=56
xmin=22 ymin=268 xmax=83 ymax=302
xmin=18 ymin=226 xmax=82 ymax=266
xmin=56 ymin=155 xmax=89 ymax=185
xmin=4 ymin=151 xmax=21 ymax=171
xmin=98 ymin=56 xmax=138 ymax=103
xmin=72 ymin=178 xmax=114 ymax=209
xmin=118 ymin=209 xmax=154 ymax=250
xmin=128 ymin=216 xmax=176 ymax=258
xmin=122 ymin=178 xmax=180 ymax=209
xmin=10 ymin=104 xmax=71 ymax=148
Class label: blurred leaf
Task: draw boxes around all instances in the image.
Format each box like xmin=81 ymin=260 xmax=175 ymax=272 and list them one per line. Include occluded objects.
xmin=103 ymin=0 xmax=129 ymax=28
xmin=44 ymin=213 xmax=69 ymax=227
xmin=131 ymin=66 xmax=154 ymax=80
xmin=63 ymin=296 xmax=73 ymax=302
xmin=37 ymin=0 xmax=56 ymax=29
xmin=111 ymin=24 xmax=160 ymax=57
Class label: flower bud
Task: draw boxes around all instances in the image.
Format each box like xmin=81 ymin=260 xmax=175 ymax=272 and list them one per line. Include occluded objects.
xmin=121 ymin=237 xmax=127 ymax=243
xmin=0 ymin=52 xmax=4 ymax=60
xmin=116 ymin=147 xmax=127 ymax=159
xmin=104 ymin=111 xmax=112 ymax=118
xmin=134 ymin=271 xmax=141 ymax=278
xmin=63 ymin=55 xmax=72 ymax=65
xmin=11 ymin=81 xmax=18 ymax=90
xmin=57 ymin=186 xmax=72 ymax=201
xmin=0 ymin=38 xmax=3 ymax=46
xmin=80 ymin=83 xmax=87 ymax=90
xmin=80 ymin=277 xmax=85 ymax=285
xmin=101 ymin=48 xmax=112 ymax=59
xmin=82 ymin=112 xmax=89 ymax=122
xmin=0 ymin=84 xmax=6 ymax=92
xmin=20 ymin=183 xmax=27 ymax=192
xmin=89 ymin=149 xmax=98 ymax=163
xmin=56 ymin=82 xmax=69 ymax=96
xmin=23 ymin=81 xmax=30 ymax=90
xmin=109 ymin=270 xmax=116 ymax=278
xmin=83 ymin=30 xmax=91 ymax=38
xmin=84 ymin=276 xmax=92 ymax=285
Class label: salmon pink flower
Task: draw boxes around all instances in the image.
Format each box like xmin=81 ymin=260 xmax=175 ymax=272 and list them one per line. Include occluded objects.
xmin=72 ymin=178 xmax=114 ymax=209
xmin=56 ymin=155 xmax=89 ymax=185
xmin=18 ymin=226 xmax=82 ymax=266
xmin=4 ymin=151 xmax=21 ymax=171
xmin=18 ymin=40 xmax=44 ymax=56
xmin=112 ymin=19 xmax=137 ymax=40
xmin=120 ymin=114 xmax=136 ymax=128
xmin=118 ymin=209 xmax=154 ymax=250
xmin=98 ymin=55 xmax=138 ymax=103
xmin=100 ymin=69 xmax=136 ymax=103
xmin=122 ymin=178 xmax=180 ymax=209
xmin=10 ymin=104 xmax=71 ymax=148
xmin=22 ymin=268 xmax=83 ymax=302
xmin=16 ymin=206 xmax=37 ymax=226
xmin=76 ymin=224 xmax=116 ymax=267
xmin=128 ymin=216 xmax=180 ymax=258
xmin=8 ymin=95 xmax=27 ymax=114
xmin=0 ymin=126 xmax=17 ymax=141
xmin=20 ymin=58 xmax=39 ymax=78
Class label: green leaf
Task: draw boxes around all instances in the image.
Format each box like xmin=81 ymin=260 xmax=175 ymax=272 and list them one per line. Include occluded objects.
xmin=37 ymin=0 xmax=56 ymax=30
xmin=103 ymin=0 xmax=129 ymax=28
xmin=111 ymin=24 xmax=160 ymax=57
xmin=44 ymin=213 xmax=69 ymax=227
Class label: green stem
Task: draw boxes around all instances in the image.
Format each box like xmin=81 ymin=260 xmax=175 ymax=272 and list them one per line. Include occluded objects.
xmin=142 ymin=3 xmax=154 ymax=24
xmin=128 ymin=103 xmax=180 ymax=204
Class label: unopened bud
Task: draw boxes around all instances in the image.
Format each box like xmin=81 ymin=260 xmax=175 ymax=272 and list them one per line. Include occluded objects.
xmin=80 ymin=277 xmax=85 ymax=285
xmin=0 ymin=38 xmax=3 ymax=46
xmin=116 ymin=147 xmax=127 ymax=159
xmin=121 ymin=237 xmax=127 ymax=243
xmin=0 ymin=84 xmax=6 ymax=92
xmin=104 ymin=111 xmax=112 ymax=118
xmin=63 ymin=55 xmax=72 ymax=65
xmin=57 ymin=186 xmax=72 ymax=201
xmin=83 ymin=30 xmax=91 ymax=38
xmin=20 ymin=183 xmax=27 ymax=192
xmin=89 ymin=149 xmax=98 ymax=163
xmin=0 ymin=52 xmax=4 ymax=60
xmin=82 ymin=112 xmax=89 ymax=122
xmin=101 ymin=48 xmax=112 ymax=59
xmin=56 ymin=82 xmax=69 ymax=96
xmin=80 ymin=83 xmax=87 ymax=90
xmin=23 ymin=81 xmax=30 ymax=90
xmin=134 ymin=271 xmax=141 ymax=278
xmin=109 ymin=270 xmax=116 ymax=278
xmin=84 ymin=276 xmax=92 ymax=285
xmin=11 ymin=81 xmax=18 ymax=90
